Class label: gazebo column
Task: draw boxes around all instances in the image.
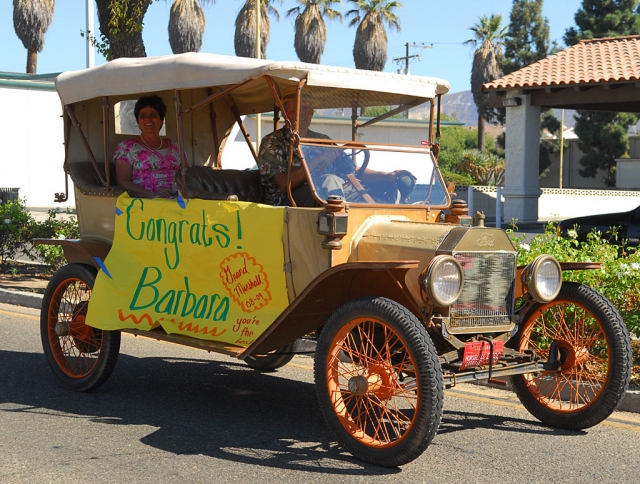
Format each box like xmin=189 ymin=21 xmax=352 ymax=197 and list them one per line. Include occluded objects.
xmin=503 ymin=92 xmax=541 ymax=226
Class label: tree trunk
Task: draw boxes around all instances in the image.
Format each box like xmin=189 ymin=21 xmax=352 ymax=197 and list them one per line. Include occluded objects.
xmin=26 ymin=49 xmax=37 ymax=74
xmin=478 ymin=116 xmax=486 ymax=152
xmin=95 ymin=0 xmax=151 ymax=60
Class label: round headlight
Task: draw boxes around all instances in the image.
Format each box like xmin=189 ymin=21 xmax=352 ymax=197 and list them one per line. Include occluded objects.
xmin=422 ymin=255 xmax=464 ymax=306
xmin=522 ymin=255 xmax=562 ymax=303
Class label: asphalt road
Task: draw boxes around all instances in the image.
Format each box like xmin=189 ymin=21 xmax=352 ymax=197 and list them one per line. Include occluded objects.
xmin=2 ymin=302 xmax=640 ymax=484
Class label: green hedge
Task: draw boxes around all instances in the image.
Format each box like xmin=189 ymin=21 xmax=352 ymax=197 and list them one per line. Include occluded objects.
xmin=508 ymin=222 xmax=640 ymax=336
xmin=0 ymin=198 xmax=79 ymax=271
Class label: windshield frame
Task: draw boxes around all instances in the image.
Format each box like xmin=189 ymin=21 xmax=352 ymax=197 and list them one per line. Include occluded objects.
xmin=296 ymin=138 xmax=451 ymax=209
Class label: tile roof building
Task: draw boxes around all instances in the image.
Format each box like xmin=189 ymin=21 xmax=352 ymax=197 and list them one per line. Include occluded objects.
xmin=480 ymin=36 xmax=640 ymax=225
xmin=483 ymin=35 xmax=640 ymax=111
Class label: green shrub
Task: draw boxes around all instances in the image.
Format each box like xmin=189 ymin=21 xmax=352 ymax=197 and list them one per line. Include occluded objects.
xmin=441 ymin=170 xmax=475 ymax=188
xmin=507 ymin=221 xmax=640 ymax=336
xmin=0 ymin=198 xmax=36 ymax=264
xmin=29 ymin=209 xmax=80 ymax=270
xmin=437 ymin=126 xmax=495 ymax=173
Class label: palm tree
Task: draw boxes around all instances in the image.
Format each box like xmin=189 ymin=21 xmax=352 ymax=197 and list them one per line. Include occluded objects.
xmin=169 ymin=0 xmax=212 ymax=54
xmin=13 ymin=0 xmax=55 ymax=74
xmin=286 ymin=0 xmax=342 ymax=64
xmin=234 ymin=0 xmax=281 ymax=59
xmin=465 ymin=14 xmax=507 ymax=152
xmin=346 ymin=0 xmax=401 ymax=71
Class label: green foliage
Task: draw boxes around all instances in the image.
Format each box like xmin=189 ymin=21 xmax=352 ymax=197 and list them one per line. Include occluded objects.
xmin=94 ymin=0 xmax=154 ymax=60
xmin=507 ymin=221 xmax=640 ymax=335
xmin=439 ymin=111 xmax=457 ymax=122
xmin=362 ymin=105 xmax=401 ymax=118
xmin=80 ymin=30 xmax=112 ymax=61
xmin=538 ymin=109 xmax=563 ymax=175
xmin=107 ymin=0 xmax=151 ymax=37
xmin=30 ymin=209 xmax=81 ymax=270
xmin=440 ymin=169 xmax=475 ymax=188
xmin=437 ymin=126 xmax=494 ymax=173
xmin=564 ymin=0 xmax=640 ymax=46
xmin=456 ymin=149 xmax=505 ymax=186
xmin=0 ymin=200 xmax=79 ymax=271
xmin=0 ymin=198 xmax=35 ymax=264
xmin=502 ymin=0 xmax=551 ymax=75
xmin=574 ymin=110 xmax=638 ymax=186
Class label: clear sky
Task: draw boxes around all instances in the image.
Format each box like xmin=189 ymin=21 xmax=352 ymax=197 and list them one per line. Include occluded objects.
xmin=0 ymin=0 xmax=583 ymax=94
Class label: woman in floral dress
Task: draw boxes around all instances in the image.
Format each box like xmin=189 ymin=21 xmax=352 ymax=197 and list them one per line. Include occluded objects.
xmin=114 ymin=95 xmax=184 ymax=198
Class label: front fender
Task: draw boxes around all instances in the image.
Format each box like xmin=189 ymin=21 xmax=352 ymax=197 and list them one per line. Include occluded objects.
xmin=240 ymin=260 xmax=420 ymax=358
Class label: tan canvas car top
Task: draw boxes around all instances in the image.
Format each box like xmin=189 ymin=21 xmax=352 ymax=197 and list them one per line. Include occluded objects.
xmin=55 ymin=52 xmax=450 ymax=110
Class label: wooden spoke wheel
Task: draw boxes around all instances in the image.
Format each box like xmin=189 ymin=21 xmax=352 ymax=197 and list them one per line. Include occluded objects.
xmin=511 ymin=282 xmax=631 ymax=429
xmin=315 ymin=297 xmax=443 ymax=467
xmin=41 ymin=264 xmax=120 ymax=392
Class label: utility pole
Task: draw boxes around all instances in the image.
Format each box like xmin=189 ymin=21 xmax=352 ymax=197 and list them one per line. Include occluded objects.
xmin=393 ymin=42 xmax=432 ymax=75
xmin=393 ymin=43 xmax=432 ymax=117
xmin=86 ymin=0 xmax=95 ymax=68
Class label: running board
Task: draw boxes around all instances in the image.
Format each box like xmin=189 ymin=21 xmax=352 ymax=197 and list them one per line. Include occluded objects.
xmin=121 ymin=328 xmax=245 ymax=357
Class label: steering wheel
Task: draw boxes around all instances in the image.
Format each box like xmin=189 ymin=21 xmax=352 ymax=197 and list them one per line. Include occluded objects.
xmin=344 ymin=173 xmax=375 ymax=203
xmin=353 ymin=148 xmax=371 ymax=178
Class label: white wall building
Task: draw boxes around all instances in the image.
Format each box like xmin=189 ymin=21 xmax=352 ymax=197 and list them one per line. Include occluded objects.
xmin=0 ymin=73 xmax=74 ymax=209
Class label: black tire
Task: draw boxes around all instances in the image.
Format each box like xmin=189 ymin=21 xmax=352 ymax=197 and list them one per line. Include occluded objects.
xmin=510 ymin=282 xmax=631 ymax=430
xmin=314 ymin=297 xmax=443 ymax=467
xmin=41 ymin=263 xmax=120 ymax=392
xmin=244 ymin=342 xmax=296 ymax=371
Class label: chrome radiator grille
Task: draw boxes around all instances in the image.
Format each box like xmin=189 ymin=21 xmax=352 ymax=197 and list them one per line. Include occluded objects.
xmin=449 ymin=252 xmax=516 ymax=330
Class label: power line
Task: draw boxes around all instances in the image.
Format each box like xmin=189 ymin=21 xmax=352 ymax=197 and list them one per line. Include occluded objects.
xmin=392 ymin=42 xmax=433 ymax=75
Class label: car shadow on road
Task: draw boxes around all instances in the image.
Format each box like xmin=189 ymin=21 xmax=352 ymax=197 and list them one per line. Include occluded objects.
xmin=438 ymin=409 xmax=587 ymax=437
xmin=0 ymin=349 xmax=402 ymax=475
xmin=1 ymin=348 xmax=586 ymax=473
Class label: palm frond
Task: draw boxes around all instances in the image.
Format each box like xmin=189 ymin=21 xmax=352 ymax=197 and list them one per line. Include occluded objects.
xmin=13 ymin=0 xmax=55 ymax=51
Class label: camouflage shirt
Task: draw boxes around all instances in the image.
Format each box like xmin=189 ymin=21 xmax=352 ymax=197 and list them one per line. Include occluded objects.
xmin=258 ymin=127 xmax=356 ymax=205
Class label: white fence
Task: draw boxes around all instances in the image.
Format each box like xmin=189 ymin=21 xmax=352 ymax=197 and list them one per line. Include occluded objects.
xmin=455 ymin=186 xmax=640 ymax=226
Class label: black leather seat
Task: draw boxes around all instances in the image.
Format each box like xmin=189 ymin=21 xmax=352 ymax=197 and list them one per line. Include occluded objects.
xmin=175 ymin=166 xmax=265 ymax=203
xmin=68 ymin=162 xmax=124 ymax=196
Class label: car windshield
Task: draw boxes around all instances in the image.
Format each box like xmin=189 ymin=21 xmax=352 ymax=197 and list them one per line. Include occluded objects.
xmin=299 ymin=140 xmax=449 ymax=206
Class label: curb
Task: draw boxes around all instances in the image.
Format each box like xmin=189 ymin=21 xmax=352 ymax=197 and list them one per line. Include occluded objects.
xmin=1 ymin=289 xmax=638 ymax=414
xmin=0 ymin=288 xmax=43 ymax=310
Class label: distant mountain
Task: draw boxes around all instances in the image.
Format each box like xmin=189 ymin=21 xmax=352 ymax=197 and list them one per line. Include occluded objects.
xmin=440 ymin=90 xmax=478 ymax=125
xmin=408 ymin=90 xmax=477 ymax=126
xmin=321 ymin=90 xmax=576 ymax=130
xmin=421 ymin=91 xmax=577 ymax=129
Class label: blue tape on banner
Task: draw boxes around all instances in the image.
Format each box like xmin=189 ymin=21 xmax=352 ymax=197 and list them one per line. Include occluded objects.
xmin=94 ymin=257 xmax=113 ymax=279
xmin=115 ymin=207 xmax=123 ymax=216
xmin=177 ymin=194 xmax=186 ymax=209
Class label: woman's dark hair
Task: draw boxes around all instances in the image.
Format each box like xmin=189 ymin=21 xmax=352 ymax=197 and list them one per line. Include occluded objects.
xmin=134 ymin=94 xmax=167 ymax=122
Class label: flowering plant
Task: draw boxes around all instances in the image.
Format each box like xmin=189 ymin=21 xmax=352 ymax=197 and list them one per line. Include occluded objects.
xmin=507 ymin=221 xmax=640 ymax=336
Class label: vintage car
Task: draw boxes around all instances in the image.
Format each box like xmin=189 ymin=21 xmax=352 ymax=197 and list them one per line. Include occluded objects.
xmin=37 ymin=53 xmax=631 ymax=467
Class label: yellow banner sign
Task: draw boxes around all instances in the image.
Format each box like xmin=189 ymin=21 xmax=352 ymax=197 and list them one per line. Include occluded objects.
xmin=86 ymin=194 xmax=288 ymax=347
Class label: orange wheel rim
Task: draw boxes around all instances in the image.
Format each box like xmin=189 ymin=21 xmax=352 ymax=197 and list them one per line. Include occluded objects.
xmin=519 ymin=298 xmax=610 ymax=413
xmin=326 ymin=317 xmax=419 ymax=448
xmin=47 ymin=278 xmax=102 ymax=378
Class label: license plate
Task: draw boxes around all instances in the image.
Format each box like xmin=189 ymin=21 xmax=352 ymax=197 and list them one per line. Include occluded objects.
xmin=459 ymin=340 xmax=504 ymax=370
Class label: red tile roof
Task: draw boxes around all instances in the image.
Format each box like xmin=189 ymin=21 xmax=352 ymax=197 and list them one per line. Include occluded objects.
xmin=483 ymin=35 xmax=640 ymax=91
